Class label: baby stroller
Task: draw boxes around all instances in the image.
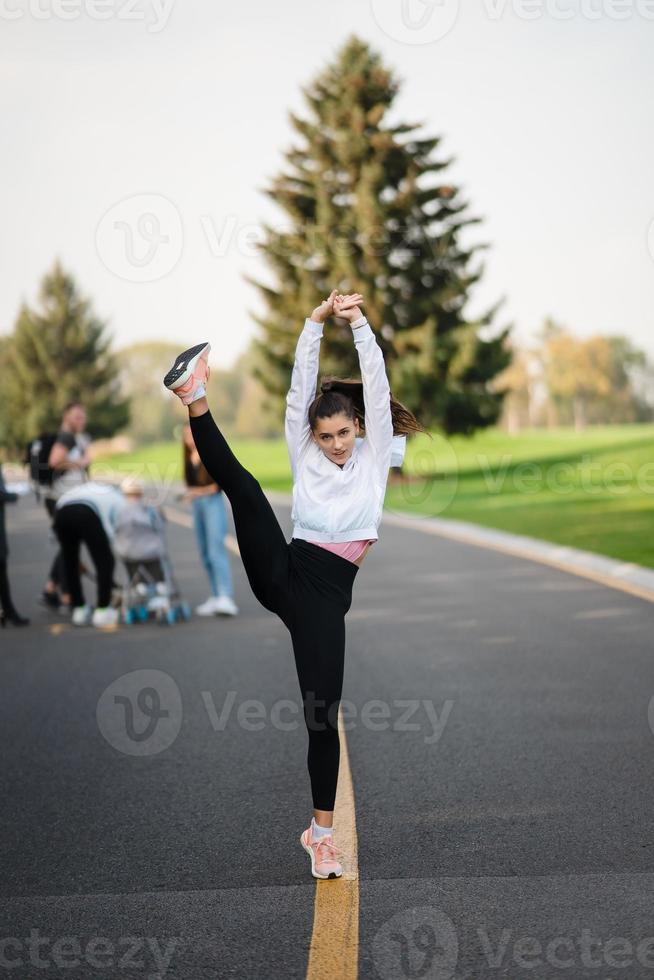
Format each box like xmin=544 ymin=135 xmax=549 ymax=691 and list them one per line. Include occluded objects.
xmin=113 ymin=489 xmax=190 ymax=626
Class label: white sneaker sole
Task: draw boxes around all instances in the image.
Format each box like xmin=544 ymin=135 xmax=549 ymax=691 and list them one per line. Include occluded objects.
xmin=163 ymin=342 xmax=211 ymax=391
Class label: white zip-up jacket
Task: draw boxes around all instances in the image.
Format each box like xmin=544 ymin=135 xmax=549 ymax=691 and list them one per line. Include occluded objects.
xmin=285 ymin=314 xmax=406 ymax=544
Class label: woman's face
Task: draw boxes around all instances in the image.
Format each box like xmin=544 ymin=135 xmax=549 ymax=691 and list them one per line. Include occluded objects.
xmin=312 ymin=412 xmax=360 ymax=465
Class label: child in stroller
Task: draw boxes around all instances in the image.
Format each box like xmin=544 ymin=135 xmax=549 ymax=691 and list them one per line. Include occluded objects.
xmin=113 ymin=477 xmax=190 ymax=624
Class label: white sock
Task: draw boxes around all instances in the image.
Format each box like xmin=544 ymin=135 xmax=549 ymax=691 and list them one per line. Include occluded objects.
xmin=311 ymin=817 xmax=333 ymax=839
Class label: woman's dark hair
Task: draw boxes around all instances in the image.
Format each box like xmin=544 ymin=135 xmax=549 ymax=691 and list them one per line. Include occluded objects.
xmin=307 ymin=377 xmax=430 ymax=439
xmin=63 ymin=400 xmax=84 ymax=414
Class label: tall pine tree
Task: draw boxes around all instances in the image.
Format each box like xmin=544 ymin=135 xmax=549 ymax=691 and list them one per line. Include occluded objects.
xmin=248 ymin=36 xmax=511 ymax=436
xmin=4 ymin=261 xmax=129 ymax=448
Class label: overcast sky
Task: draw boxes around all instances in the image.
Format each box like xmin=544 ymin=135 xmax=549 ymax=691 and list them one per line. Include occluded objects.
xmin=2 ymin=0 xmax=653 ymax=368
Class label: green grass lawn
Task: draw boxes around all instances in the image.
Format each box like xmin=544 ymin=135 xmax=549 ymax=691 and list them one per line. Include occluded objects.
xmin=95 ymin=424 xmax=654 ymax=568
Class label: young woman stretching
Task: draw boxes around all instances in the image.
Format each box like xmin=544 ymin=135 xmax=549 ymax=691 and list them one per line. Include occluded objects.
xmin=164 ymin=290 xmax=424 ymax=879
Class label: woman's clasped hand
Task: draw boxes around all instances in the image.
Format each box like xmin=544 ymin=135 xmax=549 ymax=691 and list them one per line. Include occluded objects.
xmin=311 ymin=290 xmax=364 ymax=325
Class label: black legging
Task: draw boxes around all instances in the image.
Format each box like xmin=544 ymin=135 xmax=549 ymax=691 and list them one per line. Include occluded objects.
xmin=45 ymin=497 xmax=68 ymax=594
xmin=191 ymin=409 xmax=359 ymax=812
xmin=0 ymin=559 xmax=17 ymax=617
xmin=53 ymin=503 xmax=115 ymax=609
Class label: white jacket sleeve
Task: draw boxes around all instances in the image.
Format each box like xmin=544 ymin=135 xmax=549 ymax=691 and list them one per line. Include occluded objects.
xmin=285 ymin=318 xmax=323 ymax=480
xmin=351 ymin=316 xmax=395 ymax=486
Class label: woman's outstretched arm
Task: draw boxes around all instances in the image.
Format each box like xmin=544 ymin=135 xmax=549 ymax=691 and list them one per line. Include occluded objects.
xmin=334 ymin=294 xmax=395 ymax=486
xmin=284 ymin=290 xmax=336 ymax=479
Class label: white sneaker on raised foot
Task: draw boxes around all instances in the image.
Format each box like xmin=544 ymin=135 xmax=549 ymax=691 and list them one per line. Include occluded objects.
xmin=163 ymin=343 xmax=211 ymax=406
xmin=196 ymin=596 xmax=219 ymax=617
xmin=72 ymin=604 xmax=93 ymax=626
xmin=92 ymin=607 xmax=119 ymax=629
xmin=214 ymin=595 xmax=238 ymax=617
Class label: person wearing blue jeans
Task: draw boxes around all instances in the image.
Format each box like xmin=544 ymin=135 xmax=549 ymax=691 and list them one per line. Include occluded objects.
xmin=183 ymin=423 xmax=238 ymax=617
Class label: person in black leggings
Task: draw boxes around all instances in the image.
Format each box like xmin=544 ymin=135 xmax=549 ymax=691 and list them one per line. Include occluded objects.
xmin=53 ymin=482 xmax=125 ymax=628
xmin=54 ymin=505 xmax=114 ymax=609
xmin=164 ymin=290 xmax=425 ymax=878
xmin=189 ymin=409 xmax=359 ymax=809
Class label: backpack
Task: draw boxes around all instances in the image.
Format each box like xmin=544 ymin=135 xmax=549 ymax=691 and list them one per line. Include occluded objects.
xmin=25 ymin=433 xmax=58 ymax=495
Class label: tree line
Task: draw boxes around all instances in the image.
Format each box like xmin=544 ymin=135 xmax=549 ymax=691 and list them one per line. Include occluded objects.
xmin=1 ymin=36 xmax=648 ymax=456
xmin=493 ymin=318 xmax=653 ymax=432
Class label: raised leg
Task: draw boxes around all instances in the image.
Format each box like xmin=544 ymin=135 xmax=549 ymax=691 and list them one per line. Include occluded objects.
xmin=189 ymin=408 xmax=290 ymax=618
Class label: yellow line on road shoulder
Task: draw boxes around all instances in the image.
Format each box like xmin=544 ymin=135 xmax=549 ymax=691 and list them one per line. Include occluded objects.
xmin=305 ymin=708 xmax=359 ymax=980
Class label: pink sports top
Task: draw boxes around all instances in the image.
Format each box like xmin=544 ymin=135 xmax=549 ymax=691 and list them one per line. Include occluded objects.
xmin=308 ymin=538 xmax=375 ymax=564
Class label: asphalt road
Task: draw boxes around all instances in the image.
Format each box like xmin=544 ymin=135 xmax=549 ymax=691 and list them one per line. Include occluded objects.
xmin=1 ymin=490 xmax=653 ymax=979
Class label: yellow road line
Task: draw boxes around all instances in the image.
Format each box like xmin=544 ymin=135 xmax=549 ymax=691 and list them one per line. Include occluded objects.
xmin=306 ymin=707 xmax=359 ymax=980
xmin=165 ymin=503 xmax=361 ymax=979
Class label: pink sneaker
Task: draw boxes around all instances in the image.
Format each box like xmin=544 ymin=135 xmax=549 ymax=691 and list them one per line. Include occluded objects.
xmin=163 ymin=342 xmax=211 ymax=405
xmin=300 ymin=825 xmax=344 ymax=879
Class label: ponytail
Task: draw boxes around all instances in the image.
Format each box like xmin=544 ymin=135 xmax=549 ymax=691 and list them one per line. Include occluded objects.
xmin=308 ymin=376 xmax=429 ymax=438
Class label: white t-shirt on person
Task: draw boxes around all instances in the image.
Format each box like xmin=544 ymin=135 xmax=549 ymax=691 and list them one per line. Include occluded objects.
xmin=47 ymin=430 xmax=90 ymax=500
